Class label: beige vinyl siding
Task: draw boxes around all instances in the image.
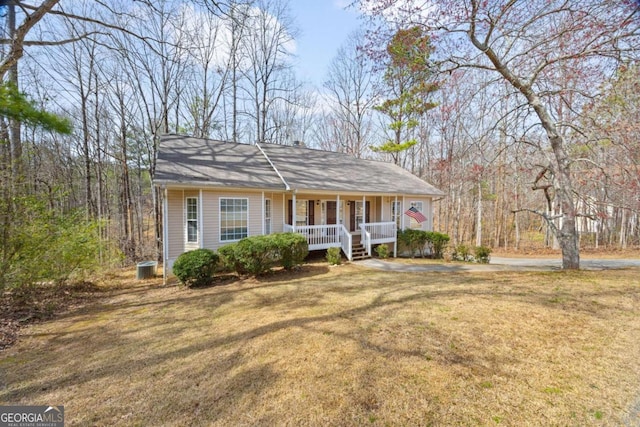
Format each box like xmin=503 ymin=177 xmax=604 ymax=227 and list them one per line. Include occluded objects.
xmin=166 ymin=189 xmax=185 ymax=259
xmin=373 ymin=198 xmax=380 ymax=223
xmin=201 ymin=190 xmax=218 ymax=249
xmin=381 ymin=197 xmax=390 ymax=223
xmin=406 ymin=196 xmax=433 ymax=231
xmin=247 ymin=193 xmax=265 ymax=238
xmin=266 ymin=192 xmax=284 ymax=233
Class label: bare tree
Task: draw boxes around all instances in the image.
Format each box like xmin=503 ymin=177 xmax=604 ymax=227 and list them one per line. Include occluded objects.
xmin=360 ymin=0 xmax=640 ymax=269
xmin=238 ymin=0 xmax=298 ymax=143
xmin=322 ymin=31 xmax=378 ymax=158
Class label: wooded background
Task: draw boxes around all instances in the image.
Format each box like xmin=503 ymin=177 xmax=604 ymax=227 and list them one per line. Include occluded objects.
xmin=1 ymin=1 xmax=638 ymax=278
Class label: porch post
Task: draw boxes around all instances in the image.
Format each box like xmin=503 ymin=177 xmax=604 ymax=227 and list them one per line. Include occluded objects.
xmin=362 ymin=195 xmax=366 ymax=228
xmin=394 ymin=195 xmax=398 ymax=258
xmin=292 ymin=192 xmax=297 ymax=232
xmin=402 ymin=195 xmax=406 ymax=230
xmin=261 ymin=191 xmax=265 ymax=235
xmin=336 ymin=194 xmax=340 ymax=225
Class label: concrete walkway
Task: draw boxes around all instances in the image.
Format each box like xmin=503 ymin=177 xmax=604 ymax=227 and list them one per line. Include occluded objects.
xmin=357 ymin=256 xmax=640 ymax=272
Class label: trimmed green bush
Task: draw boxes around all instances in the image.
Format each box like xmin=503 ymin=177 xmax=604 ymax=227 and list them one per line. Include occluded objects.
xmin=375 ymin=244 xmax=390 ymax=259
xmin=452 ymin=243 xmax=471 ymax=262
xmin=234 ymin=235 xmax=279 ymax=275
xmin=397 ymin=228 xmax=426 ymax=258
xmin=474 ymin=245 xmax=492 ymax=264
xmin=425 ymin=231 xmax=450 ymax=259
xmin=398 ymin=229 xmax=450 ymax=259
xmin=218 ymin=233 xmax=309 ymax=276
xmin=326 ymin=247 xmax=342 ymax=265
xmin=173 ymin=249 xmax=219 ymax=287
xmin=273 ymin=232 xmax=309 ymax=270
xmin=217 ymin=244 xmax=241 ymax=273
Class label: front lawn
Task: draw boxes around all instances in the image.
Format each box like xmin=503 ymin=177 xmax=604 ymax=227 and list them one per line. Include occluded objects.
xmin=1 ymin=264 xmax=639 ymax=425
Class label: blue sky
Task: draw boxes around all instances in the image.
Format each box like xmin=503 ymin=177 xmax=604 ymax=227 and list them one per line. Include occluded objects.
xmin=288 ymin=0 xmax=362 ymax=88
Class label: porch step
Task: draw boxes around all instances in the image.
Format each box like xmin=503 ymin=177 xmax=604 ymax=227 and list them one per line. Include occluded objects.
xmin=351 ymin=243 xmax=370 ymax=261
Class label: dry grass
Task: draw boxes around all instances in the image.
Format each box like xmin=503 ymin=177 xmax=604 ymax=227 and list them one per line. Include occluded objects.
xmin=1 ymin=263 xmax=640 ymax=426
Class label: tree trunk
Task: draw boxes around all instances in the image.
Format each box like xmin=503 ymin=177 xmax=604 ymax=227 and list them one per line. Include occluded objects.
xmin=475 ymin=181 xmax=482 ymax=247
xmin=474 ymin=37 xmax=580 ymax=269
xmin=548 ymin=133 xmax=579 ymax=268
xmin=8 ymin=3 xmax=22 ymax=191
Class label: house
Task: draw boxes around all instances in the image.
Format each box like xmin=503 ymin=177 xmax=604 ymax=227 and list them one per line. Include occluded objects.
xmin=154 ymin=134 xmax=444 ymax=279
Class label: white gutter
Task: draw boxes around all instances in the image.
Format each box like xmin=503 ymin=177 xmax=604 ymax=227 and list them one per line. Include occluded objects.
xmin=256 ymin=143 xmax=290 ymax=191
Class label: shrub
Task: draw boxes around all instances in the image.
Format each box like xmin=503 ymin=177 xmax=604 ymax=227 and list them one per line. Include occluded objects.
xmin=218 ymin=233 xmax=309 ymax=275
xmin=375 ymin=244 xmax=390 ymax=259
xmin=217 ymin=243 xmax=241 ymax=273
xmin=234 ymin=235 xmax=279 ymax=275
xmin=425 ymin=232 xmax=450 ymax=259
xmin=173 ymin=249 xmax=219 ymax=287
xmin=272 ymin=233 xmax=309 ymax=270
xmin=474 ymin=245 xmax=492 ymax=264
xmin=397 ymin=229 xmax=427 ymax=258
xmin=326 ymin=247 xmax=342 ymax=265
xmin=0 ymin=198 xmax=109 ymax=290
xmin=452 ymin=244 xmax=471 ymax=262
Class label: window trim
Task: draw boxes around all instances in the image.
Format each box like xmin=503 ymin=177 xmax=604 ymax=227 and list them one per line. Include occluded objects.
xmin=264 ymin=198 xmax=271 ymax=235
xmin=391 ymin=201 xmax=402 ymax=228
xmin=219 ymin=197 xmax=249 ymax=243
xmin=186 ymin=197 xmax=198 ymax=244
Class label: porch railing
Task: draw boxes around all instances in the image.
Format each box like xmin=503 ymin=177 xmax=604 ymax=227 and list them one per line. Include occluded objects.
xmin=339 ymin=224 xmax=352 ymax=261
xmin=283 ymin=222 xmax=393 ymax=261
xmin=285 ymin=224 xmax=342 ymax=251
xmin=360 ymin=222 xmax=397 ymax=256
xmin=361 ymin=226 xmax=372 ymax=258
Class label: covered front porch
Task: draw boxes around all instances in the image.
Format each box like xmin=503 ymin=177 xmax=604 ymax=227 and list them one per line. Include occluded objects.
xmin=281 ymin=192 xmax=401 ymax=261
xmin=283 ymin=222 xmax=396 ymax=261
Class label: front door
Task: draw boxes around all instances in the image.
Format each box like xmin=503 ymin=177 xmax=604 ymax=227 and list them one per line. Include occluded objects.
xmin=327 ymin=201 xmax=337 ymax=225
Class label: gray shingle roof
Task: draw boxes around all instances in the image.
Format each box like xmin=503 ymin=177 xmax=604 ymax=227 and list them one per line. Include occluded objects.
xmin=258 ymin=143 xmax=444 ymax=196
xmin=155 ymin=134 xmax=444 ymax=196
xmin=155 ymin=135 xmax=284 ymax=189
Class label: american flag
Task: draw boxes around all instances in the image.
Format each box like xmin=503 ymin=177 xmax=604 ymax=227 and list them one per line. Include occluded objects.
xmin=405 ymin=206 xmax=427 ymax=223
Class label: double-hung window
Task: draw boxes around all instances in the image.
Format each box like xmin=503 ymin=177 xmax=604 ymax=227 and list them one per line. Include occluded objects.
xmin=186 ymin=197 xmax=198 ymax=243
xmin=295 ymin=200 xmax=308 ymax=227
xmin=264 ymin=199 xmax=271 ymax=235
xmin=391 ymin=201 xmax=402 ymax=228
xmin=220 ymin=198 xmax=248 ymax=242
